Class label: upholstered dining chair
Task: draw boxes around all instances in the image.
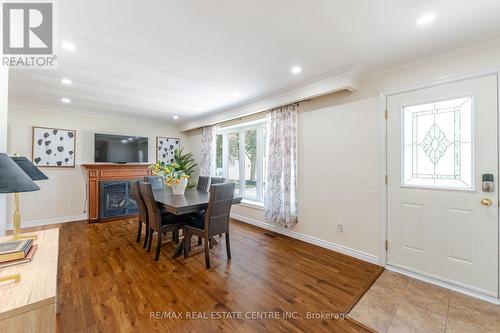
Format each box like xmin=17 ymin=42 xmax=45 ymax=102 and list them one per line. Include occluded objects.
xmin=139 ymin=182 xmax=182 ymax=260
xmin=209 ymin=177 xmax=227 ymax=238
xmin=191 ymin=175 xmax=211 ymax=245
xmin=196 ymin=176 xmax=210 ymax=192
xmin=209 ymin=177 xmax=226 ymax=185
xmin=130 ymin=180 xmax=149 ymax=248
xmin=184 ymin=182 xmax=235 ymax=269
xmin=144 ymin=176 xmax=164 ymax=190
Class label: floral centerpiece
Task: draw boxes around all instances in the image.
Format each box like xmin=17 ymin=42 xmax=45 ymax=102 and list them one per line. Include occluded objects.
xmin=149 ymin=148 xmax=197 ymax=195
xmin=166 ymin=163 xmax=190 ymax=195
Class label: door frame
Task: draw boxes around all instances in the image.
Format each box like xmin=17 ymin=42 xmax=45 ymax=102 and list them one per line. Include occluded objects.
xmin=378 ymin=69 xmax=500 ymax=303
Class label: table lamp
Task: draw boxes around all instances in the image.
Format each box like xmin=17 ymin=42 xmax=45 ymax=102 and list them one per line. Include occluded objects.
xmin=0 ymin=153 xmax=48 ymax=240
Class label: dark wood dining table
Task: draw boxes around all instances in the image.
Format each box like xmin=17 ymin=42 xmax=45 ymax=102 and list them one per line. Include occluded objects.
xmin=153 ymin=188 xmax=242 ymax=257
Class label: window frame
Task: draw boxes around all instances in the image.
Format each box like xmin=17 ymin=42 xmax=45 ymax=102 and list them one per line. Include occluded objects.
xmin=216 ymin=120 xmax=266 ymax=202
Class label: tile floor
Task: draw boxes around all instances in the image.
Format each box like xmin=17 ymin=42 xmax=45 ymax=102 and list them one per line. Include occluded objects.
xmin=350 ymin=271 xmax=500 ymax=333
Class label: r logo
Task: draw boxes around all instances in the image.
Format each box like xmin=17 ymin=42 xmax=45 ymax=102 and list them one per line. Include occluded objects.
xmin=2 ymin=2 xmax=53 ymax=54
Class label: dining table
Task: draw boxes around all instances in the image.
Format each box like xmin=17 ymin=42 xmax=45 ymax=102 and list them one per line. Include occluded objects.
xmin=153 ymin=188 xmax=242 ymax=258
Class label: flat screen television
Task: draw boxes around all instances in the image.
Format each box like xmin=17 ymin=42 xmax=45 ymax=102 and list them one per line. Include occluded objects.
xmin=94 ymin=133 xmax=148 ymax=163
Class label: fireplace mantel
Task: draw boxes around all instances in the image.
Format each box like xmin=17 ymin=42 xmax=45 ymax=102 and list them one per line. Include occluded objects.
xmin=82 ymin=163 xmax=151 ymax=222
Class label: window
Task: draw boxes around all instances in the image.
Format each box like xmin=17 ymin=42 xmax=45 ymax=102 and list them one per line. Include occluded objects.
xmin=216 ymin=120 xmax=266 ymax=201
xmin=402 ymin=96 xmax=473 ymax=189
xmin=215 ymin=134 xmax=223 ymax=176
xmin=228 ymin=132 xmax=240 ymax=195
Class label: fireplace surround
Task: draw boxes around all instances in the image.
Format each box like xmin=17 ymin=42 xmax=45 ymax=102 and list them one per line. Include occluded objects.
xmin=82 ymin=163 xmax=150 ymax=222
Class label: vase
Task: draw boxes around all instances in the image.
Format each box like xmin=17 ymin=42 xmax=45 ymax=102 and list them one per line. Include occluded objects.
xmin=170 ymin=178 xmax=188 ymax=195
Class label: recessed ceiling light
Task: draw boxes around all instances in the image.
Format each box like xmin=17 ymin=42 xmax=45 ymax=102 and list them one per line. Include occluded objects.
xmin=291 ymin=66 xmax=302 ymax=74
xmin=127 ymin=138 xmax=133 ymax=141
xmin=121 ymin=139 xmax=128 ymax=143
xmin=61 ymin=78 xmax=72 ymax=85
xmin=196 ymin=107 xmax=204 ymax=111
xmin=61 ymin=98 xmax=71 ymax=103
xmin=61 ymin=41 xmax=76 ymax=51
xmin=232 ymin=92 xmax=240 ymax=97
xmin=173 ymin=115 xmax=179 ymax=120
xmin=416 ymin=13 xmax=436 ymax=26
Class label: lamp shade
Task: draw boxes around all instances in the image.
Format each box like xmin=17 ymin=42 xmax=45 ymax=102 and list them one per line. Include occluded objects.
xmin=11 ymin=156 xmax=48 ymax=181
xmin=0 ymin=153 xmax=40 ymax=193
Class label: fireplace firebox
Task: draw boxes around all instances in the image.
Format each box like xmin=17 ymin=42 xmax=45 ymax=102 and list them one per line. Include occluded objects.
xmin=99 ymin=180 xmax=137 ymax=219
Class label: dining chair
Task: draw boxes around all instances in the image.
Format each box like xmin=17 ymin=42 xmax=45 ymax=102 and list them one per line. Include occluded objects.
xmin=144 ymin=176 xmax=164 ymax=190
xmin=190 ymin=175 xmax=211 ymax=245
xmin=184 ymin=182 xmax=235 ymax=269
xmin=209 ymin=177 xmax=226 ymax=185
xmin=130 ymin=180 xmax=149 ymax=248
xmin=209 ymin=177 xmax=227 ymax=238
xmin=196 ymin=176 xmax=210 ymax=192
xmin=139 ymin=182 xmax=182 ymax=260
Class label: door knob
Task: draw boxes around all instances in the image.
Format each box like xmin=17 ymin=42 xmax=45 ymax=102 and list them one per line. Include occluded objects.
xmin=481 ymin=198 xmax=492 ymax=206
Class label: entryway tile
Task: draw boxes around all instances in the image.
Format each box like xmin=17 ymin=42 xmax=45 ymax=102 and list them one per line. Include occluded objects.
xmin=445 ymin=292 xmax=500 ymax=333
xmin=350 ymin=271 xmax=500 ymax=333
xmin=387 ymin=302 xmax=445 ymax=333
xmin=401 ymin=279 xmax=450 ymax=318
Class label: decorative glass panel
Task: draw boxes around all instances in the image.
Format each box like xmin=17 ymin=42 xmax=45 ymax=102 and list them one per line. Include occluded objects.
xmin=402 ymin=96 xmax=473 ymax=189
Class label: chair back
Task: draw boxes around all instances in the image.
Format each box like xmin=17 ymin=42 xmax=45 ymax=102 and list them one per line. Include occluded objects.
xmin=144 ymin=176 xmax=164 ymax=190
xmin=130 ymin=180 xmax=147 ymax=223
xmin=196 ymin=176 xmax=210 ymax=191
xmin=204 ymin=182 xmax=235 ymax=237
xmin=139 ymin=182 xmax=162 ymax=232
xmin=209 ymin=177 xmax=226 ymax=185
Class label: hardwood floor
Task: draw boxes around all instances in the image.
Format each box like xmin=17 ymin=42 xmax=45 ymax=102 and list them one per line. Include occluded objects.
xmin=25 ymin=218 xmax=383 ymax=332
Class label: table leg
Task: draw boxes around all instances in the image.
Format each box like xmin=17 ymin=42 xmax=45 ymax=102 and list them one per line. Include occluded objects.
xmin=172 ymin=238 xmax=185 ymax=258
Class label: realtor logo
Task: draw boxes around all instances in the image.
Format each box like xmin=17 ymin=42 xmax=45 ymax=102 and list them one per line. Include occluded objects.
xmin=2 ymin=1 xmax=57 ymax=68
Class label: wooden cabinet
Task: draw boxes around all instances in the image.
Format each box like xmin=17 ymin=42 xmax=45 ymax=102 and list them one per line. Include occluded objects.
xmin=82 ymin=164 xmax=151 ymax=222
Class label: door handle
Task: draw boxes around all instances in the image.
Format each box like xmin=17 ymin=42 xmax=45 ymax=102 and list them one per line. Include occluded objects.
xmin=481 ymin=198 xmax=492 ymax=206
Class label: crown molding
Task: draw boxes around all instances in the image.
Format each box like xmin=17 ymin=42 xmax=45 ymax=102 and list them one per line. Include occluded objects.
xmin=178 ymin=64 xmax=360 ymax=132
xmin=8 ymin=103 xmax=177 ymax=126
xmin=364 ymin=38 xmax=500 ymax=80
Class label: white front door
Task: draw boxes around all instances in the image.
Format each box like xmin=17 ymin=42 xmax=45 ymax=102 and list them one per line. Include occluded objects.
xmin=387 ymin=75 xmax=499 ymax=297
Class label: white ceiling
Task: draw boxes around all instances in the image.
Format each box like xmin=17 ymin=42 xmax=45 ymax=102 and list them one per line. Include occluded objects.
xmin=8 ymin=0 xmax=500 ymax=123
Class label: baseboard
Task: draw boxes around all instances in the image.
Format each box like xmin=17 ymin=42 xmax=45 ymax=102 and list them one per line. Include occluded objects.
xmin=386 ymin=264 xmax=500 ymax=305
xmin=6 ymin=214 xmax=87 ymax=230
xmin=231 ymin=213 xmax=380 ymax=265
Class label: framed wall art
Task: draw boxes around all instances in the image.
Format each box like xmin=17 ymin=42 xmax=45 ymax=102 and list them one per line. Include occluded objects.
xmin=156 ymin=137 xmax=180 ymax=164
xmin=32 ymin=126 xmax=76 ymax=168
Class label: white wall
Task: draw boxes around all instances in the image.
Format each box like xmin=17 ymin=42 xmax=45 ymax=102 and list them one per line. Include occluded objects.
xmin=0 ymin=66 xmax=8 ymax=236
xmin=7 ymin=106 xmax=187 ymax=227
xmin=0 ymin=3 xmax=8 ymax=236
xmin=186 ymin=42 xmax=500 ymax=264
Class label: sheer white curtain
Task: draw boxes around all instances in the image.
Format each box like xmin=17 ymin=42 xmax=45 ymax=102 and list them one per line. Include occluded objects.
xmin=264 ymin=104 xmax=298 ymax=228
xmin=199 ymin=125 xmax=217 ymax=176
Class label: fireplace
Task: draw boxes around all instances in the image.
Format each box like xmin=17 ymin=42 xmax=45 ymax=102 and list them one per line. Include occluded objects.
xmin=82 ymin=164 xmax=150 ymax=222
xmin=99 ymin=180 xmax=137 ymax=219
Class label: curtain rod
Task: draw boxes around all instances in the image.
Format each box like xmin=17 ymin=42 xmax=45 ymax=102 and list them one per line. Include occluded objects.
xmin=228 ymin=98 xmax=312 ymax=123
